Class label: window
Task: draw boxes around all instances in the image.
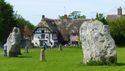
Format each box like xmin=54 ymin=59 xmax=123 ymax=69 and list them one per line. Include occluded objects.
xmin=46 ymin=35 xmax=49 ymax=38
xmin=36 ymin=28 xmax=41 ymax=33
xmin=53 ymin=34 xmax=57 ymax=39
xmin=38 ymin=37 xmax=40 ymax=39
xmin=41 ymin=34 xmax=45 ymax=39
xmin=41 ymin=30 xmax=44 ymax=33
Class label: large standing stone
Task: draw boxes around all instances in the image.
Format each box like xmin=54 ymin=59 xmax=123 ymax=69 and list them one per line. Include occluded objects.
xmin=5 ymin=27 xmax=22 ymax=57
xmin=80 ymin=20 xmax=117 ymax=65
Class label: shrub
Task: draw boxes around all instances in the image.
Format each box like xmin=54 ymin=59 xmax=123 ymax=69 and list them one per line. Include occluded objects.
xmin=107 ymin=16 xmax=125 ymax=46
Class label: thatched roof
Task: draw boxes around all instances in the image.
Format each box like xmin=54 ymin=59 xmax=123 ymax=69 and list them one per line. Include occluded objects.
xmin=37 ymin=18 xmax=59 ymax=33
xmin=35 ymin=18 xmax=90 ymax=43
xmin=54 ymin=19 xmax=90 ymax=41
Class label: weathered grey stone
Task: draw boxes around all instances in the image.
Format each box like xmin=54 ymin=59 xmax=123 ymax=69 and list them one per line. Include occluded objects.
xmin=40 ymin=49 xmax=45 ymax=61
xmin=5 ymin=27 xmax=22 ymax=57
xmin=58 ymin=44 xmax=62 ymax=51
xmin=80 ymin=20 xmax=117 ymax=65
xmin=24 ymin=38 xmax=31 ymax=53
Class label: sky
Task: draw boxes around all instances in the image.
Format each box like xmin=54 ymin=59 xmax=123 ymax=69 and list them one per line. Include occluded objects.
xmin=5 ymin=0 xmax=125 ymax=25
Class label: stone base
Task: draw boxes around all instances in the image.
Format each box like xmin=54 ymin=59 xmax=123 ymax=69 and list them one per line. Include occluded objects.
xmin=85 ymin=56 xmax=117 ymax=65
xmin=8 ymin=45 xmax=21 ymax=57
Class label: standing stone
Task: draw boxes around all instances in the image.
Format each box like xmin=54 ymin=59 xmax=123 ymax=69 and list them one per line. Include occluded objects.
xmin=80 ymin=20 xmax=117 ymax=65
xmin=40 ymin=49 xmax=45 ymax=61
xmin=25 ymin=38 xmax=30 ymax=53
xmin=58 ymin=44 xmax=62 ymax=51
xmin=5 ymin=27 xmax=22 ymax=57
xmin=25 ymin=46 xmax=28 ymax=53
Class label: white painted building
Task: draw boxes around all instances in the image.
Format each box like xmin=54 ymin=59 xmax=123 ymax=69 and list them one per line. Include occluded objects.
xmin=32 ymin=27 xmax=58 ymax=48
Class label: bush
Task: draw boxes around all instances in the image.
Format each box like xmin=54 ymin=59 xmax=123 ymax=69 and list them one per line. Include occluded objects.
xmin=107 ymin=16 xmax=125 ymax=46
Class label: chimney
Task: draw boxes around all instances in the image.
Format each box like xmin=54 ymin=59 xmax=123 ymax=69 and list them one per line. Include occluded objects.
xmin=64 ymin=14 xmax=68 ymax=19
xmin=117 ymin=7 xmax=122 ymax=16
xmin=42 ymin=15 xmax=45 ymax=20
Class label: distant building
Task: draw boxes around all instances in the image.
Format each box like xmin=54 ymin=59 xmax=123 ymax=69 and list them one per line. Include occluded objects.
xmin=32 ymin=17 xmax=58 ymax=47
xmin=106 ymin=7 xmax=125 ymax=20
xmin=32 ymin=15 xmax=90 ymax=47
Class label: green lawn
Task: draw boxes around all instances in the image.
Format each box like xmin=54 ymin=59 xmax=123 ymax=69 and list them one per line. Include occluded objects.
xmin=0 ymin=47 xmax=125 ymax=71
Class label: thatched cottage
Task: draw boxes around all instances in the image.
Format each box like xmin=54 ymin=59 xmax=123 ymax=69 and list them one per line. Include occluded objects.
xmin=32 ymin=15 xmax=90 ymax=47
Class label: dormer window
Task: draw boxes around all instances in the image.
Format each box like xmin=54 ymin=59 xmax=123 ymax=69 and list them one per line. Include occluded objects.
xmin=38 ymin=37 xmax=40 ymax=39
xmin=41 ymin=30 xmax=44 ymax=33
xmin=41 ymin=34 xmax=45 ymax=39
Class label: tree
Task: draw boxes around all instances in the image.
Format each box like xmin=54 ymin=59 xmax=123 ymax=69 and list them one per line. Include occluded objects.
xmin=59 ymin=11 xmax=86 ymax=20
xmin=0 ymin=0 xmax=35 ymax=44
xmin=107 ymin=16 xmax=125 ymax=46
xmin=0 ymin=0 xmax=16 ymax=44
xmin=69 ymin=11 xmax=86 ymax=19
xmin=96 ymin=13 xmax=107 ymax=25
xmin=14 ymin=13 xmax=35 ymax=38
xmin=59 ymin=15 xmax=65 ymax=20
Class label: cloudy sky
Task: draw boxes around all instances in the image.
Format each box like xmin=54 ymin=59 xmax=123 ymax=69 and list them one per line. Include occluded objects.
xmin=5 ymin=0 xmax=125 ymax=25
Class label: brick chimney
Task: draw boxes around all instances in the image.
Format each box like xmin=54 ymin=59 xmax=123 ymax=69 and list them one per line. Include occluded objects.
xmin=117 ymin=7 xmax=122 ymax=16
xmin=42 ymin=15 xmax=45 ymax=20
xmin=64 ymin=14 xmax=68 ymax=19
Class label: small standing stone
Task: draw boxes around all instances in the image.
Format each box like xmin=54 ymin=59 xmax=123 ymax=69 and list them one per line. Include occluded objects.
xmin=25 ymin=39 xmax=30 ymax=53
xmin=58 ymin=44 xmax=62 ymax=51
xmin=40 ymin=49 xmax=45 ymax=61
xmin=25 ymin=46 xmax=28 ymax=53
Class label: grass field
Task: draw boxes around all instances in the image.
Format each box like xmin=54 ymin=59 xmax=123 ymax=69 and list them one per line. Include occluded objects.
xmin=0 ymin=47 xmax=125 ymax=71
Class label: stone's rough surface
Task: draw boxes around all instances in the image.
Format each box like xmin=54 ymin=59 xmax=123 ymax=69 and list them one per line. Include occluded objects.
xmin=40 ymin=49 xmax=45 ymax=61
xmin=58 ymin=44 xmax=62 ymax=51
xmin=80 ymin=20 xmax=117 ymax=65
xmin=5 ymin=27 xmax=22 ymax=57
xmin=25 ymin=38 xmax=31 ymax=53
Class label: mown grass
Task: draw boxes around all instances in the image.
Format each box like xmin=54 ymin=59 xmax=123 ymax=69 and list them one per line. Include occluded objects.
xmin=0 ymin=47 xmax=125 ymax=71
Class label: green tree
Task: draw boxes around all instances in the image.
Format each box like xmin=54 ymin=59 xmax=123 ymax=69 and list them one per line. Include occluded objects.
xmin=0 ymin=0 xmax=16 ymax=44
xmin=59 ymin=11 xmax=86 ymax=20
xmin=14 ymin=13 xmax=34 ymax=30
xmin=14 ymin=13 xmax=35 ymax=38
xmin=69 ymin=11 xmax=86 ymax=19
xmin=59 ymin=15 xmax=65 ymax=20
xmin=96 ymin=13 xmax=107 ymax=25
xmin=107 ymin=16 xmax=125 ymax=46
xmin=0 ymin=0 xmax=35 ymax=44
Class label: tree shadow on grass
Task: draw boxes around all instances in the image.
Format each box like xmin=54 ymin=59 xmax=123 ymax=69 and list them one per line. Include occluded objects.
xmin=18 ymin=55 xmax=32 ymax=58
xmin=79 ymin=62 xmax=125 ymax=66
xmin=116 ymin=63 xmax=125 ymax=66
